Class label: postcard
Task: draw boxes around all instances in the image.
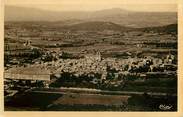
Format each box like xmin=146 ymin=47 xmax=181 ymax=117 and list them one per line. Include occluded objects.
xmin=1 ymin=0 xmax=183 ymax=116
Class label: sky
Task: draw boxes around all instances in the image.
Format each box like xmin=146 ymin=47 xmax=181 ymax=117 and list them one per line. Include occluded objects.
xmin=5 ymin=0 xmax=178 ymax=12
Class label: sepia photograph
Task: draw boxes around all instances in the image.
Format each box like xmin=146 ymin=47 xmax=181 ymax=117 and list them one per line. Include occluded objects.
xmin=2 ymin=0 xmax=182 ymax=113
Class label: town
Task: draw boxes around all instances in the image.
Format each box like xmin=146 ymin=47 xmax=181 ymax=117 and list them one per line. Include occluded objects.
xmin=4 ymin=18 xmax=177 ymax=111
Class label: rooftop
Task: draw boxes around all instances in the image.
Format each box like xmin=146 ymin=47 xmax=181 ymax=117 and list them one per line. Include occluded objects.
xmin=5 ymin=66 xmax=50 ymax=75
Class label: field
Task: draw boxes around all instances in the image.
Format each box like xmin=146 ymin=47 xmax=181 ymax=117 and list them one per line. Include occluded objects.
xmin=5 ymin=22 xmax=177 ymax=59
xmin=5 ymin=88 xmax=177 ymax=111
xmin=5 ymin=91 xmax=130 ymax=111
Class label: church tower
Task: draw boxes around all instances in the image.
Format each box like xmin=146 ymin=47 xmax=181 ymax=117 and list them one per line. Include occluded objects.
xmin=97 ymin=51 xmax=101 ymax=61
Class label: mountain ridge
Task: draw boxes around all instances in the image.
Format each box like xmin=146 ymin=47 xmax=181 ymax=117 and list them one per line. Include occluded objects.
xmin=61 ymin=21 xmax=132 ymax=31
xmin=5 ymin=6 xmax=177 ymax=28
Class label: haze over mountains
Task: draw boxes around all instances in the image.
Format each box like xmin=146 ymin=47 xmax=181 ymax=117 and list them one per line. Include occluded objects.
xmin=5 ymin=6 xmax=177 ymax=28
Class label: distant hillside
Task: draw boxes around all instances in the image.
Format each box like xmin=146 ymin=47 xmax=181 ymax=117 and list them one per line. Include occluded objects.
xmin=5 ymin=6 xmax=88 ymax=21
xmin=62 ymin=21 xmax=132 ymax=31
xmin=141 ymin=24 xmax=177 ymax=34
xmin=5 ymin=6 xmax=177 ymax=28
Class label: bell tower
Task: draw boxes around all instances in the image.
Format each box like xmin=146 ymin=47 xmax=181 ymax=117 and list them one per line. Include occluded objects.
xmin=97 ymin=51 xmax=101 ymax=61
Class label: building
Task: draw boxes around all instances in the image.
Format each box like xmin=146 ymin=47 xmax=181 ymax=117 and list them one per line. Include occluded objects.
xmin=85 ymin=51 xmax=101 ymax=61
xmin=4 ymin=67 xmax=51 ymax=81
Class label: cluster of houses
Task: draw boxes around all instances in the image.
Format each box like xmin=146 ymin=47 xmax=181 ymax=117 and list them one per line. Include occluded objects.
xmin=25 ymin=51 xmax=177 ymax=81
xmin=4 ymin=41 xmax=177 ymax=90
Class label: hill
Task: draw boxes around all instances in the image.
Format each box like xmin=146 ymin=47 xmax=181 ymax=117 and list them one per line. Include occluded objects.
xmin=62 ymin=21 xmax=132 ymax=31
xmin=141 ymin=24 xmax=177 ymax=34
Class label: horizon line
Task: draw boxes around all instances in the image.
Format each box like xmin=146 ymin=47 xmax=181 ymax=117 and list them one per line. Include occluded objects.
xmin=5 ymin=4 xmax=177 ymax=12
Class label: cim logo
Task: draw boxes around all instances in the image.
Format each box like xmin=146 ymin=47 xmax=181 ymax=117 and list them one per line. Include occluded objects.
xmin=159 ymin=104 xmax=173 ymax=111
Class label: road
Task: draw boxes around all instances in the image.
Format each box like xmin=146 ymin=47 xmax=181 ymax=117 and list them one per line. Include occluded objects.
xmin=29 ymin=87 xmax=177 ymax=97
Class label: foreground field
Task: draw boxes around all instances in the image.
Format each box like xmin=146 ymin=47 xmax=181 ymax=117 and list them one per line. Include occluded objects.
xmin=5 ymin=88 xmax=177 ymax=111
xmin=5 ymin=91 xmax=129 ymax=111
